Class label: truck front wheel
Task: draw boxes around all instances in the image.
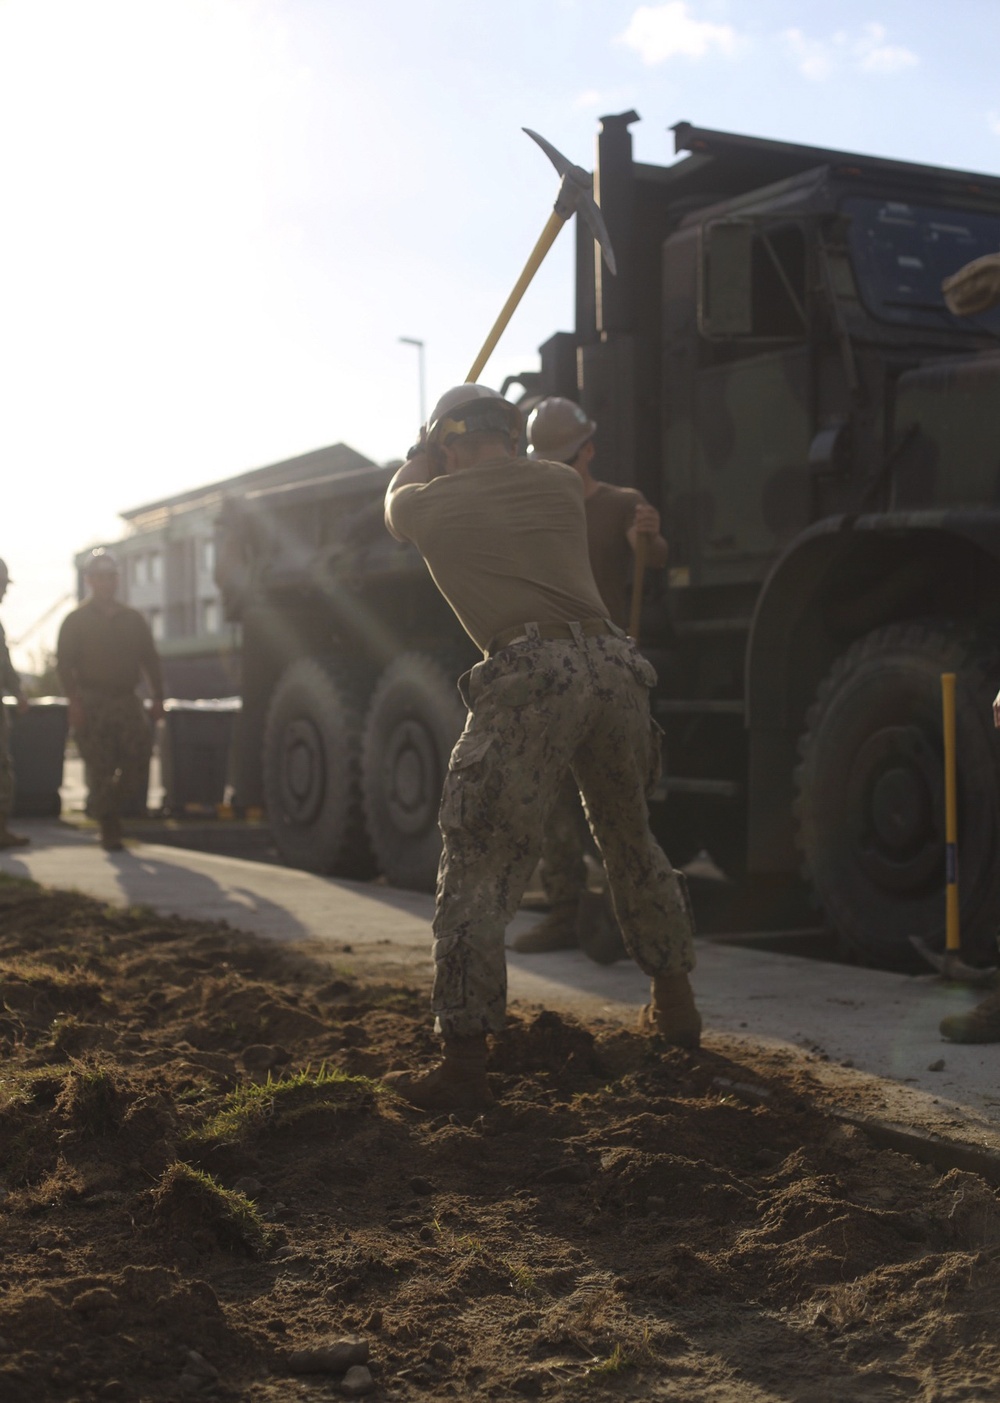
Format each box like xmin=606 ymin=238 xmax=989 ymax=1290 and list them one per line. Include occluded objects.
xmin=794 ymin=622 xmax=1000 ymax=969
xmin=263 ymin=658 xmax=374 ymax=877
xmin=361 ymin=653 xmax=466 ymax=891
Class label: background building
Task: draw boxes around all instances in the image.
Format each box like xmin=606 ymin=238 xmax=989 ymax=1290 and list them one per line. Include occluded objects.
xmin=74 ymin=442 xmax=375 ymax=697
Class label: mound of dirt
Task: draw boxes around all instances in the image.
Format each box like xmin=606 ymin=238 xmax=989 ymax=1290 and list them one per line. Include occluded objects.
xmin=1 ymin=873 xmax=1000 ymax=1401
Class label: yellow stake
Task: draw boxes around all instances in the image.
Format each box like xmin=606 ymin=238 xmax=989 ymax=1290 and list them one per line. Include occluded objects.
xmin=466 ymin=210 xmax=565 ymax=384
xmin=941 ymin=672 xmax=960 ymax=953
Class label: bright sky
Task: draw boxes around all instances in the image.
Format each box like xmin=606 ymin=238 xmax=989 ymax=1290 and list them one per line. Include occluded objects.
xmin=3 ymin=0 xmax=1000 ymax=669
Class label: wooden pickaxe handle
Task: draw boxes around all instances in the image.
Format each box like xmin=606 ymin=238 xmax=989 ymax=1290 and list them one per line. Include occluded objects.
xmin=465 ymin=130 xmax=615 ymax=386
xmin=628 ymin=533 xmax=649 ymax=643
xmin=466 ymin=210 xmax=564 ymax=383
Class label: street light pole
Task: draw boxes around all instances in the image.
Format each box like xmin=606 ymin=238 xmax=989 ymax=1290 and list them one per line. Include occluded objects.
xmin=398 ymin=336 xmax=426 ymax=426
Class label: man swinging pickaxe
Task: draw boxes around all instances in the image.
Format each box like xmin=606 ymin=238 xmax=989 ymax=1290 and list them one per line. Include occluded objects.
xmin=463 ymin=133 xmax=656 ymax=640
xmin=465 ymin=129 xmax=616 ymax=383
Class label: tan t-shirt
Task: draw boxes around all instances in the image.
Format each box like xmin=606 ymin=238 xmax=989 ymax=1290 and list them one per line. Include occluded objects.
xmin=585 ymin=483 xmax=648 ymax=630
xmin=388 ymin=456 xmax=609 ymax=651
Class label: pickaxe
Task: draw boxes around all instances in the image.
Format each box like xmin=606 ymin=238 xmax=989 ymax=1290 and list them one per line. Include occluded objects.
xmin=466 ymin=129 xmax=616 ymax=384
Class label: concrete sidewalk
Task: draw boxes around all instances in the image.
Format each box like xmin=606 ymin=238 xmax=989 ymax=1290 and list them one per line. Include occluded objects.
xmin=3 ymin=819 xmax=999 ymax=1144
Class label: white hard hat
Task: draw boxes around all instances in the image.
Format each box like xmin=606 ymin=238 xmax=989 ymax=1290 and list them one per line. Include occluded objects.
xmin=526 ymin=397 xmax=596 ymax=464
xmin=426 ymin=384 xmax=522 ymax=447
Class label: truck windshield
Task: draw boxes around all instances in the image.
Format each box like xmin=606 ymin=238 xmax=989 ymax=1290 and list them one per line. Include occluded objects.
xmin=844 ymin=195 xmax=1000 ymax=335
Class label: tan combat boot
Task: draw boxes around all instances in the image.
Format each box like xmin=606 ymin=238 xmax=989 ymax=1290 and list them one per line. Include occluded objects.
xmin=384 ymin=1036 xmax=494 ymax=1113
xmin=510 ymin=903 xmax=578 ymax=954
xmin=100 ymin=817 xmax=124 ymax=852
xmin=940 ymin=988 xmax=1000 ymax=1043
xmin=0 ymin=826 xmax=29 ymax=849
xmin=638 ymin=972 xmax=702 ymax=1049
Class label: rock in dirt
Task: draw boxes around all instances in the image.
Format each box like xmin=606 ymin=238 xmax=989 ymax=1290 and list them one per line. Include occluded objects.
xmin=288 ymin=1336 xmax=369 ymax=1374
xmin=232 ymin=1177 xmax=263 ymax=1199
xmin=184 ymin=1351 xmax=219 ymax=1381
xmin=341 ymin=1364 xmax=374 ymax=1396
xmin=177 ymin=1349 xmax=220 ymax=1394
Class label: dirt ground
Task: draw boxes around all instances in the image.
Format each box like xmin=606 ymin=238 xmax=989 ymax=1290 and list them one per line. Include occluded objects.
xmin=2 ymin=875 xmax=1000 ymax=1402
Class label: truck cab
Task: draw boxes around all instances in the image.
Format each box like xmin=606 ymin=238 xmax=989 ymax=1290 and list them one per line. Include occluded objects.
xmin=570 ymin=117 xmax=1000 ymax=967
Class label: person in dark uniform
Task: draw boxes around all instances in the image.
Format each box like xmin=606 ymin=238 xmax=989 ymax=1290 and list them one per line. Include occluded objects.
xmin=57 ymin=550 xmax=164 ymax=850
xmin=0 ymin=559 xmax=30 ymax=848
xmin=511 ymin=398 xmax=669 ymax=957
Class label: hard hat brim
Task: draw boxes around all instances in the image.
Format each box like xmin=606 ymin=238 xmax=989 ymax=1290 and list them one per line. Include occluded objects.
xmin=526 ymin=420 xmax=596 ymax=464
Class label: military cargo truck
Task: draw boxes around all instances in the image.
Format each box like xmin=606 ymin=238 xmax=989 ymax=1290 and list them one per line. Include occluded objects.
xmin=216 ymin=116 xmax=1000 ymax=969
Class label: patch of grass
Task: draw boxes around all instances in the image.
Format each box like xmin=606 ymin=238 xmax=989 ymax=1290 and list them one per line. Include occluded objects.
xmin=502 ymin=1259 xmax=539 ymax=1296
xmin=589 ymin=1343 xmax=634 ymax=1375
xmin=0 ymin=1065 xmax=73 ymax=1184
xmin=11 ymin=1158 xmax=86 ymax=1213
xmin=452 ymin=1233 xmax=540 ymax=1297
xmin=48 ymin=1014 xmax=92 ymax=1057
xmin=0 ymin=1063 xmax=66 ymax=1112
xmin=589 ymin=1341 xmax=642 ymax=1374
xmin=0 ymin=873 xmax=37 ymax=893
xmin=0 ymin=955 xmax=100 ymax=990
xmin=366 ymin=986 xmax=423 ymax=1013
xmin=151 ymin=1161 xmax=270 ymax=1255
xmin=587 ymin=1323 xmax=655 ymax=1377
xmin=186 ymin=1065 xmax=379 ymax=1147
xmin=124 ymin=903 xmax=158 ymax=920
xmin=812 ymin=1282 xmax=870 ymax=1332
xmin=55 ymin=1061 xmax=129 ymax=1137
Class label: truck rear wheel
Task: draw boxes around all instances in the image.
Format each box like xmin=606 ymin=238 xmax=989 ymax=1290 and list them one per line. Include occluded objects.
xmin=362 ymin=653 xmax=466 ymax=891
xmin=263 ymin=658 xmax=375 ymax=877
xmin=794 ymin=622 xmax=1000 ymax=969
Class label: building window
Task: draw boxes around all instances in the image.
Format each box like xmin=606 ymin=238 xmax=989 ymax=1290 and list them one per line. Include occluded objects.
xmin=147 ymin=609 xmax=164 ymax=641
xmin=149 ymin=552 xmax=163 ymax=584
xmin=201 ymin=538 xmax=216 ymax=576
xmin=133 ymin=555 xmax=147 ymax=586
xmin=201 ymin=599 xmax=220 ymax=635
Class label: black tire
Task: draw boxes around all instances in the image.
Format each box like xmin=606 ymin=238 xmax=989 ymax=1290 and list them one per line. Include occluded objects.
xmin=361 ymin=653 xmax=466 ymax=891
xmin=794 ymin=621 xmax=1000 ymax=969
xmin=263 ymin=658 xmax=375 ymax=877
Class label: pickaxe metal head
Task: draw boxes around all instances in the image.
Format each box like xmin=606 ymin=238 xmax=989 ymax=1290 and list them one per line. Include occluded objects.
xmin=523 ymin=127 xmax=617 ymax=276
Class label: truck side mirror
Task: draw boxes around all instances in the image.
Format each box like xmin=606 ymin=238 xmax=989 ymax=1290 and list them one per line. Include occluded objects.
xmin=698 ymin=220 xmax=753 ymax=337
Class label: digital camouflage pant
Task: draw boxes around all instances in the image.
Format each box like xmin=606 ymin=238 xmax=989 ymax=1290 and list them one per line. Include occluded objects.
xmin=539 ymin=771 xmax=591 ymax=907
xmin=0 ymin=705 xmax=14 ymax=823
xmin=433 ymin=630 xmax=694 ymax=1038
xmin=77 ymin=691 xmax=151 ymax=821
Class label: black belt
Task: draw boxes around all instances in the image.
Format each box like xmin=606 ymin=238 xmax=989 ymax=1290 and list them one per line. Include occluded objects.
xmin=485 ymin=618 xmax=617 ymax=658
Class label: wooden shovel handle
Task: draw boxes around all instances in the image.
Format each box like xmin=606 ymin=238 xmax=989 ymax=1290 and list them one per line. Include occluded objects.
xmin=628 ymin=533 xmax=649 ymax=643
